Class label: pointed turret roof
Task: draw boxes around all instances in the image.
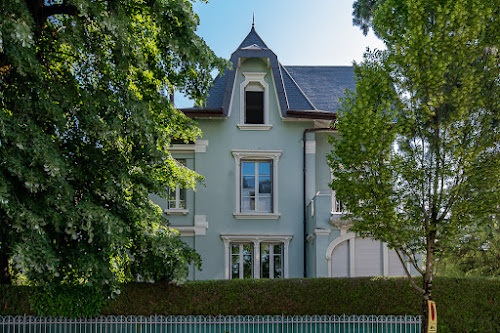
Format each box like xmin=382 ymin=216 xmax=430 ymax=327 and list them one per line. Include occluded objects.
xmin=237 ymin=26 xmax=269 ymax=50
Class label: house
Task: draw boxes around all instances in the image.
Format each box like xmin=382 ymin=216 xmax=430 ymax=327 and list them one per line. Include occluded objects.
xmin=150 ymin=25 xmax=408 ymax=280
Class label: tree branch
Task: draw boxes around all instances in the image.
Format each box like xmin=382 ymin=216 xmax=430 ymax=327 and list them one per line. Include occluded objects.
xmin=396 ymin=248 xmax=425 ymax=295
xmin=401 ymin=246 xmax=425 ymax=275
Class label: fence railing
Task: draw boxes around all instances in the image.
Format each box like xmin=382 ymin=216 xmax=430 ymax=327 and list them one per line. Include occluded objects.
xmin=0 ymin=315 xmax=421 ymax=333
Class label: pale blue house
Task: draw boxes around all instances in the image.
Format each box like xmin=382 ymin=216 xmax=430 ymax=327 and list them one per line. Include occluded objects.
xmin=151 ymin=26 xmax=407 ymax=280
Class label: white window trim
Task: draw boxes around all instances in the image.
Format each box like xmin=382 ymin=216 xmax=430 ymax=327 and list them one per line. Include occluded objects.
xmin=221 ymin=234 xmax=292 ymax=279
xmin=232 ymin=243 xmax=253 ymax=279
xmin=238 ymin=72 xmax=271 ymax=130
xmin=165 ymin=186 xmax=188 ymax=215
xmin=232 ymin=150 xmax=281 ymax=219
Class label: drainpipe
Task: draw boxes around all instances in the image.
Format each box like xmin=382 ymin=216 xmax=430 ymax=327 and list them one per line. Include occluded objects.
xmin=302 ymin=126 xmax=336 ymax=278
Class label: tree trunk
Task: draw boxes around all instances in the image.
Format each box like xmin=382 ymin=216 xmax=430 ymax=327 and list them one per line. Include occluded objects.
xmin=421 ymin=230 xmax=435 ymax=333
xmin=421 ymin=279 xmax=433 ymax=333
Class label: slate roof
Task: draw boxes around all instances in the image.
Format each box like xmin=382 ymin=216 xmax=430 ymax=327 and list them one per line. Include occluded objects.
xmin=203 ymin=70 xmax=228 ymax=110
xmin=284 ymin=66 xmax=356 ymax=113
xmin=237 ymin=26 xmax=269 ymax=50
xmin=183 ymin=27 xmax=356 ymax=120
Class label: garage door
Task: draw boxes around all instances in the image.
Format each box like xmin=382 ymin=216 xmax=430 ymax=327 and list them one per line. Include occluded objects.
xmin=329 ymin=236 xmax=406 ymax=277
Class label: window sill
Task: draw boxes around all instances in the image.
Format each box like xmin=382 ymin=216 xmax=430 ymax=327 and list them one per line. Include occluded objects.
xmin=233 ymin=212 xmax=281 ymax=220
xmin=165 ymin=209 xmax=189 ymax=215
xmin=237 ymin=124 xmax=273 ymax=131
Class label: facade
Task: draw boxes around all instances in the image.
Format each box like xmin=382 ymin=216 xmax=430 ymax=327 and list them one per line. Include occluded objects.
xmin=151 ymin=26 xmax=408 ymax=280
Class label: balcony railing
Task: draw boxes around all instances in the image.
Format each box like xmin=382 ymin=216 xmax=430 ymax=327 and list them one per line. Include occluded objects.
xmin=331 ymin=191 xmax=345 ymax=214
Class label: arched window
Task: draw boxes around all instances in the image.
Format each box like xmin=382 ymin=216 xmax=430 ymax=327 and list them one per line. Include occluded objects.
xmin=245 ymin=83 xmax=264 ymax=124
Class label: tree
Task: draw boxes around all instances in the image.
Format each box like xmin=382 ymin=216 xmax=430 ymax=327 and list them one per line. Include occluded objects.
xmin=329 ymin=0 xmax=500 ymax=330
xmin=352 ymin=0 xmax=384 ymax=36
xmin=0 ymin=0 xmax=226 ymax=292
xmin=439 ymin=219 xmax=500 ymax=278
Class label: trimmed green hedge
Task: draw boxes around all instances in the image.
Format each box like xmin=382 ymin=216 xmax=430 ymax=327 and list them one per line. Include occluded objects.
xmin=2 ymin=277 xmax=499 ymax=332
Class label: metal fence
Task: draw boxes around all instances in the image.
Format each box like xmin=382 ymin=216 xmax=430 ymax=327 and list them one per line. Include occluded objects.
xmin=0 ymin=315 xmax=421 ymax=333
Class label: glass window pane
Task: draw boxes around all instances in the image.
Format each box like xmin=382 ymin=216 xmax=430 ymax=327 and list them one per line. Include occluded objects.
xmin=259 ymin=162 xmax=271 ymax=176
xmin=242 ymin=176 xmax=255 ymax=191
xmin=243 ymin=244 xmax=253 ymax=278
xmin=242 ymin=162 xmax=255 ymax=176
xmin=273 ymin=244 xmax=283 ymax=254
xmin=241 ymin=197 xmax=254 ymax=211
xmin=258 ymin=197 xmax=272 ymax=212
xmin=259 ymin=176 xmax=271 ymax=194
xmin=245 ymin=91 xmax=264 ymax=124
xmin=232 ymin=254 xmax=240 ymax=279
xmin=232 ymin=244 xmax=240 ymax=254
xmin=261 ymin=244 xmax=270 ymax=278
xmin=241 ymin=187 xmax=256 ymax=196
xmin=243 ymin=255 xmax=253 ymax=278
xmin=243 ymin=244 xmax=253 ymax=255
xmin=168 ymin=189 xmax=176 ymax=201
xmin=273 ymin=253 xmax=283 ymax=278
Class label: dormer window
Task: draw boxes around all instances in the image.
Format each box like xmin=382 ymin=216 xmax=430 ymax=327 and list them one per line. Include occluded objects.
xmin=238 ymin=72 xmax=272 ymax=130
xmin=245 ymin=89 xmax=264 ymax=124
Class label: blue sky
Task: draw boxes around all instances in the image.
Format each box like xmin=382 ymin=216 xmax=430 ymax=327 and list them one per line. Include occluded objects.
xmin=175 ymin=0 xmax=385 ymax=107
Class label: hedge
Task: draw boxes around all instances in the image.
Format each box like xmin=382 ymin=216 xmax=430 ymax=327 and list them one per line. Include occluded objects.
xmin=1 ymin=277 xmax=499 ymax=332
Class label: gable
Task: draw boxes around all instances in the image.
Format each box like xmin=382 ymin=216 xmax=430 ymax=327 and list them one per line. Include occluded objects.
xmin=182 ymin=27 xmax=355 ymax=121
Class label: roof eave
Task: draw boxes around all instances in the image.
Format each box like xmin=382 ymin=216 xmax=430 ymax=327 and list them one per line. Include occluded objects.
xmin=181 ymin=108 xmax=225 ymax=118
xmin=286 ymin=110 xmax=337 ymax=120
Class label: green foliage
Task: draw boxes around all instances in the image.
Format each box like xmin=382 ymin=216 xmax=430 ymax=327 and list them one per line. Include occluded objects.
xmin=2 ymin=278 xmax=500 ymax=331
xmin=439 ymin=221 xmax=500 ymax=278
xmin=352 ymin=0 xmax=384 ymax=35
xmin=29 ymin=285 xmax=107 ymax=317
xmin=0 ymin=0 xmax=225 ymax=289
xmin=330 ymin=0 xmax=500 ymax=300
xmin=126 ymin=224 xmax=201 ymax=284
xmin=0 ymin=285 xmax=33 ymax=315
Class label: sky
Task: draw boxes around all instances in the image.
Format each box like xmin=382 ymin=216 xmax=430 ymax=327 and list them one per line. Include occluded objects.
xmin=175 ymin=0 xmax=386 ymax=108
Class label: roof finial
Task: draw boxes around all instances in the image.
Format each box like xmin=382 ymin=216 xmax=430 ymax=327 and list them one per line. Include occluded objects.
xmin=252 ymin=13 xmax=255 ymax=28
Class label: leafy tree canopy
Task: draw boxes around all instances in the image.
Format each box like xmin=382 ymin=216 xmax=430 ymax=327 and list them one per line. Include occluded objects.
xmin=0 ymin=0 xmax=226 ymax=291
xmin=439 ymin=220 xmax=500 ymax=278
xmin=330 ymin=0 xmax=500 ymax=328
xmin=352 ymin=0 xmax=383 ymax=36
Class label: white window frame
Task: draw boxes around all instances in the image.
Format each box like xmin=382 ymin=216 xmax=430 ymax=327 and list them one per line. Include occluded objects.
xmin=166 ymin=185 xmax=188 ymax=215
xmin=230 ymin=243 xmax=254 ymax=279
xmin=260 ymin=242 xmax=284 ymax=279
xmin=240 ymin=160 xmax=272 ymax=213
xmin=221 ymin=234 xmax=292 ymax=279
xmin=165 ymin=159 xmax=189 ymax=215
xmin=237 ymin=72 xmax=272 ymax=130
xmin=232 ymin=150 xmax=281 ymax=219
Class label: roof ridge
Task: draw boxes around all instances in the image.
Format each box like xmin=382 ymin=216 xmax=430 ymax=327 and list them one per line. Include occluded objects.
xmin=281 ymin=65 xmax=318 ymax=111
